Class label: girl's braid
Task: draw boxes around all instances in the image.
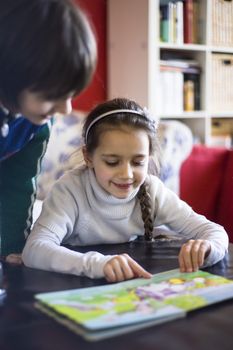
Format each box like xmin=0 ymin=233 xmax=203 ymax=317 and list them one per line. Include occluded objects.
xmin=137 ymin=182 xmax=154 ymax=241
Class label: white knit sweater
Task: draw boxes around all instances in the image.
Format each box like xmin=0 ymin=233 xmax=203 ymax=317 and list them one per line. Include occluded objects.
xmin=22 ymin=168 xmax=228 ymax=278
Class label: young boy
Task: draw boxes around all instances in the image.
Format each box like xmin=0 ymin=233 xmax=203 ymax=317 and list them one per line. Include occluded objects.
xmin=0 ymin=0 xmax=97 ymax=258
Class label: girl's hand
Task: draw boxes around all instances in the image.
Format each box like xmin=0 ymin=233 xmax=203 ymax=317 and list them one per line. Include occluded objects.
xmin=178 ymin=239 xmax=211 ymax=273
xmin=103 ymin=254 xmax=152 ymax=283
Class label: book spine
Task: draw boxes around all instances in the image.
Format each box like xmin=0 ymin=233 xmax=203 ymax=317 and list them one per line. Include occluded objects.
xmin=176 ymin=1 xmax=184 ymax=44
xmin=184 ymin=79 xmax=195 ymax=111
xmin=168 ymin=2 xmax=175 ymax=43
xmin=184 ymin=0 xmax=194 ymax=44
xmin=183 ymin=72 xmax=200 ymax=111
xmin=160 ymin=5 xmax=169 ymax=42
xmin=192 ymin=0 xmax=199 ymax=44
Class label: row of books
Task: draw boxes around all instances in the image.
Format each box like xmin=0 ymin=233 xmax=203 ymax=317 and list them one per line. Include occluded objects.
xmin=160 ymin=0 xmax=199 ymax=44
xmin=158 ymin=59 xmax=201 ymax=115
xmin=160 ymin=0 xmax=233 ymax=47
xmin=212 ymin=0 xmax=233 ymax=47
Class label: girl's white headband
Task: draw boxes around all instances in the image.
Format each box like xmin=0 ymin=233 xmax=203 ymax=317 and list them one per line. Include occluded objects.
xmin=85 ymin=109 xmax=146 ymax=143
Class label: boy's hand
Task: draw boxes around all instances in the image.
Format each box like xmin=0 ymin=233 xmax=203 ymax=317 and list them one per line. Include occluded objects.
xmin=5 ymin=254 xmax=23 ymax=265
xmin=103 ymin=254 xmax=152 ymax=283
xmin=178 ymin=239 xmax=211 ymax=273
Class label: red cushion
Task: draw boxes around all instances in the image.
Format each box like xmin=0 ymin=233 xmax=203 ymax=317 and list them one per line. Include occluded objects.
xmin=216 ymin=150 xmax=233 ymax=242
xmin=180 ymin=145 xmax=228 ymax=221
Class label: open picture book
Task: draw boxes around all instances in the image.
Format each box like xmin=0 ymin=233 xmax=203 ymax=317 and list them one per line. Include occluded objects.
xmin=35 ymin=269 xmax=233 ymax=341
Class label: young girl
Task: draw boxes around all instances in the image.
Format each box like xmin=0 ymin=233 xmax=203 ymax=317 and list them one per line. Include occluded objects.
xmin=22 ymin=98 xmax=228 ymax=282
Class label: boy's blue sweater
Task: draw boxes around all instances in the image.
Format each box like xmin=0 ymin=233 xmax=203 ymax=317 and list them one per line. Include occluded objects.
xmin=0 ymin=109 xmax=51 ymax=255
xmin=0 ymin=113 xmax=45 ymax=161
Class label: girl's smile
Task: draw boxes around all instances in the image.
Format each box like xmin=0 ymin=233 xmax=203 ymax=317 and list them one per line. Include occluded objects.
xmin=112 ymin=182 xmax=134 ymax=189
xmin=111 ymin=181 xmax=135 ymax=194
xmin=84 ymin=126 xmax=150 ymax=199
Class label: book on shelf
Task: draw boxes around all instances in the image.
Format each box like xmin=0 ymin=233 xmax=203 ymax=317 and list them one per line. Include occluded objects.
xmin=176 ymin=1 xmax=184 ymax=44
xmin=160 ymin=58 xmax=199 ymax=69
xmin=160 ymin=4 xmax=169 ymax=42
xmin=184 ymin=79 xmax=195 ymax=111
xmin=159 ymin=69 xmax=184 ymax=114
xmin=184 ymin=72 xmax=200 ymax=111
xmin=35 ymin=269 xmax=233 ymax=341
xmin=183 ymin=0 xmax=199 ymax=44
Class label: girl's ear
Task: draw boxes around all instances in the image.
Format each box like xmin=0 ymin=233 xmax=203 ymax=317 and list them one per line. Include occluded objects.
xmin=82 ymin=146 xmax=93 ymax=168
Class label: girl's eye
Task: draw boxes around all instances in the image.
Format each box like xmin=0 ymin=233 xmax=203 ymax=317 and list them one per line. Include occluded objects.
xmin=105 ymin=161 xmax=119 ymax=167
xmin=133 ymin=161 xmax=145 ymax=166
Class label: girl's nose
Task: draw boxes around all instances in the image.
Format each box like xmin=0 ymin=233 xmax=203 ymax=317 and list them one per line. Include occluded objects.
xmin=120 ymin=163 xmax=133 ymax=178
xmin=55 ymin=98 xmax=72 ymax=115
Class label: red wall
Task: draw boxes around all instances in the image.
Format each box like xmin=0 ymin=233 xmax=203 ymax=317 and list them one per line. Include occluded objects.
xmin=72 ymin=0 xmax=107 ymax=111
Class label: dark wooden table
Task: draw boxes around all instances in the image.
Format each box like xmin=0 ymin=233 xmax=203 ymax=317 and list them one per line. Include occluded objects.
xmin=1 ymin=240 xmax=233 ymax=350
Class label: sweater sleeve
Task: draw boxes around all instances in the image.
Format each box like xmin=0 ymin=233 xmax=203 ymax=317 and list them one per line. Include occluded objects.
xmin=22 ymin=175 xmax=114 ymax=279
xmin=152 ymin=177 xmax=229 ymax=267
xmin=22 ymin=223 xmax=114 ymax=278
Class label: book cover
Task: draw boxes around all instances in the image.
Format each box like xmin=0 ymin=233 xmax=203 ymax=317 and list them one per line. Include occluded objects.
xmin=35 ymin=269 xmax=233 ymax=341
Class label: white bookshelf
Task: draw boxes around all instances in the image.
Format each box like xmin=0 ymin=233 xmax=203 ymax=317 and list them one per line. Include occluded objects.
xmin=107 ymin=0 xmax=233 ymax=146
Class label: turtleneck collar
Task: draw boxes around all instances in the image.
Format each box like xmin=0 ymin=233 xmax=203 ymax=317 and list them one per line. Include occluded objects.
xmin=85 ymin=168 xmax=140 ymax=219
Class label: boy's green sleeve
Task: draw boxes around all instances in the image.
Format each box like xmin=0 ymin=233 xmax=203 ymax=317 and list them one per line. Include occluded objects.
xmin=0 ymin=124 xmax=50 ymax=256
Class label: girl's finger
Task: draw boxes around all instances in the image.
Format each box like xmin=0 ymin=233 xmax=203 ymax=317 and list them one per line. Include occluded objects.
xmin=126 ymin=255 xmax=152 ymax=279
xmin=110 ymin=258 xmax=125 ymax=281
xmin=178 ymin=251 xmax=186 ymax=272
xmin=180 ymin=241 xmax=194 ymax=272
xmin=117 ymin=256 xmax=135 ymax=280
xmin=198 ymin=241 xmax=210 ymax=266
xmin=191 ymin=240 xmax=203 ymax=271
xmin=104 ymin=263 xmax=117 ymax=282
xmin=104 ymin=255 xmax=152 ymax=282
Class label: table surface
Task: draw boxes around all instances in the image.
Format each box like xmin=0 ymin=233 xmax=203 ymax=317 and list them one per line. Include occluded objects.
xmin=1 ymin=240 xmax=233 ymax=350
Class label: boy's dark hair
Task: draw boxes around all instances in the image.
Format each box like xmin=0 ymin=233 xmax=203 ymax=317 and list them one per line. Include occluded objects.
xmin=0 ymin=0 xmax=97 ymax=110
xmin=83 ymin=97 xmax=160 ymax=241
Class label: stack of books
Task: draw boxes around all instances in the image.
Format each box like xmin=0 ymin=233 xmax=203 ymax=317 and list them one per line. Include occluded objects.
xmin=158 ymin=58 xmax=201 ymax=114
